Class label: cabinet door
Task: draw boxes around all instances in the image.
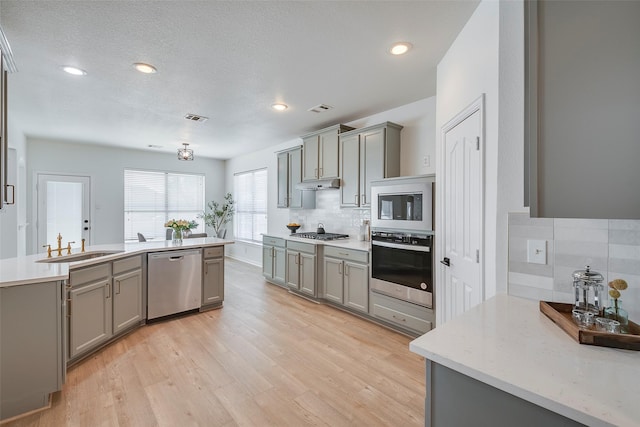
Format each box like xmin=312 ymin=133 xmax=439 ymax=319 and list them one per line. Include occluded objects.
xmin=289 ymin=148 xmax=303 ymax=208
xmin=262 ymin=246 xmax=274 ymax=278
xmin=302 ymin=135 xmax=319 ymax=181
xmin=299 ymin=253 xmax=316 ymax=296
xmin=1 ymin=282 xmax=64 ymax=420
xmin=203 ymin=258 xmax=224 ymax=305
xmin=273 ymin=247 xmax=287 ymax=284
xmin=113 ymin=269 xmax=143 ymax=334
xmin=277 ymin=152 xmax=289 ymax=208
xmin=360 ymin=127 xmax=385 ymax=207
xmin=69 ymin=279 xmax=112 ymax=358
xmin=318 ymin=128 xmax=339 ymax=179
xmin=344 ymin=262 xmax=368 ymax=313
xmin=286 ymin=250 xmax=300 ymax=290
xmin=340 ymin=133 xmax=361 ymax=207
xmin=323 ymin=257 xmax=344 ymax=304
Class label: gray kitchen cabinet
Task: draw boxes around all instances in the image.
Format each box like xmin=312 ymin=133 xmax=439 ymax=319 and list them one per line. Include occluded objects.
xmin=277 ymin=146 xmax=315 ymax=209
xmin=262 ymin=236 xmax=287 ymax=287
xmin=302 ymin=124 xmax=354 ymax=182
xmin=323 ymin=246 xmax=369 ymax=313
xmin=1 ymin=281 xmax=64 ymax=421
xmin=112 ymin=255 xmax=144 ymax=334
xmin=202 ymin=246 xmax=224 ymax=307
xmin=69 ymin=263 xmax=112 ymax=359
xmin=69 ymin=256 xmax=144 ymax=361
xmin=370 ymin=291 xmax=433 ymax=335
xmin=339 ymin=122 xmax=402 ymax=208
xmin=526 ymin=1 xmax=640 ymax=219
xmin=286 ymin=240 xmax=317 ymax=297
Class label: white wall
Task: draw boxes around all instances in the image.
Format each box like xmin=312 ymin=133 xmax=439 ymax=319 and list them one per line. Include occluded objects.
xmin=435 ymin=0 xmax=500 ymax=323
xmin=26 ymin=138 xmax=225 ymax=254
xmin=225 ymin=96 xmax=437 ymax=266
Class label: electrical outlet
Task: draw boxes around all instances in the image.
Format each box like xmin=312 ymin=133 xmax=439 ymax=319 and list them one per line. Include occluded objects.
xmin=527 ymin=240 xmax=546 ymax=264
xmin=423 ymin=155 xmax=430 ymax=167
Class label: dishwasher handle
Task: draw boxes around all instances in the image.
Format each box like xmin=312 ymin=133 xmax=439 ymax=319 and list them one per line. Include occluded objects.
xmin=169 ymin=256 xmax=184 ymax=261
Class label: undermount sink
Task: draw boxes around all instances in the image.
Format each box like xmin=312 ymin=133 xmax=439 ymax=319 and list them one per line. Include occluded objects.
xmin=36 ymin=250 xmax=124 ymax=263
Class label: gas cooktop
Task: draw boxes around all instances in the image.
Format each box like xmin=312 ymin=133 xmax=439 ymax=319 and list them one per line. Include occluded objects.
xmin=292 ymin=232 xmax=349 ymax=241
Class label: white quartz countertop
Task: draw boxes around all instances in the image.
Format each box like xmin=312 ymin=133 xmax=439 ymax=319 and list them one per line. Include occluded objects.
xmin=0 ymin=237 xmax=233 ymax=288
xmin=262 ymin=232 xmax=371 ymax=251
xmin=409 ymin=294 xmax=640 ymax=427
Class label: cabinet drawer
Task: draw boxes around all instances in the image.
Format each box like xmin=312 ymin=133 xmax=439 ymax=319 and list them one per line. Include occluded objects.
xmin=263 ymin=236 xmax=286 ymax=248
xmin=370 ymin=292 xmax=433 ymax=334
xmin=112 ymin=255 xmax=142 ymax=275
xmin=204 ymin=246 xmax=224 ymax=259
xmin=286 ymin=240 xmax=316 ymax=254
xmin=324 ymin=246 xmax=368 ymax=264
xmin=70 ymin=263 xmax=111 ymax=287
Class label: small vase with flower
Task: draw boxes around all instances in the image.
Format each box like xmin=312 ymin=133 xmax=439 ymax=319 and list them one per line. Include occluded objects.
xmin=604 ymin=278 xmax=629 ymax=334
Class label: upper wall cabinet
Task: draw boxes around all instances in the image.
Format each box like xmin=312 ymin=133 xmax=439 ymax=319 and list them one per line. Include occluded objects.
xmin=277 ymin=146 xmax=315 ymax=209
xmin=526 ymin=0 xmax=640 ymax=219
xmin=302 ymin=124 xmax=354 ymax=182
xmin=339 ymin=122 xmax=402 ymax=208
xmin=0 ymin=31 xmax=16 ymax=211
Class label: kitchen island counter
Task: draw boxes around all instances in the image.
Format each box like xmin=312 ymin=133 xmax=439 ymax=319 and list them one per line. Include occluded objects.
xmin=0 ymin=237 xmax=233 ymax=288
xmin=409 ymin=294 xmax=639 ymax=427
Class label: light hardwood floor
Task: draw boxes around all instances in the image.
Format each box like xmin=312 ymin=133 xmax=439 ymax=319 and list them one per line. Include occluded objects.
xmin=6 ymin=258 xmax=426 ymax=427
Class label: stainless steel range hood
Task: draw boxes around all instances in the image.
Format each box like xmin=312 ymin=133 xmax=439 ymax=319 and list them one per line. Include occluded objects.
xmin=295 ymin=178 xmax=340 ymax=190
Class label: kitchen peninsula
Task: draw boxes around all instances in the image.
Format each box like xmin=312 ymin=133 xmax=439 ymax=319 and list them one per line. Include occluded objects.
xmin=409 ymin=294 xmax=639 ymax=427
xmin=0 ymin=237 xmax=233 ymax=422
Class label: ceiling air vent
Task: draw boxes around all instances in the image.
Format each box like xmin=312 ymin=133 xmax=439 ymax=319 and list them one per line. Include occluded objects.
xmin=184 ymin=113 xmax=209 ymax=123
xmin=307 ymin=104 xmax=333 ymax=113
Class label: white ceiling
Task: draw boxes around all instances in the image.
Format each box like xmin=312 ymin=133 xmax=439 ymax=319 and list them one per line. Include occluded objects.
xmin=0 ymin=0 xmax=479 ymax=160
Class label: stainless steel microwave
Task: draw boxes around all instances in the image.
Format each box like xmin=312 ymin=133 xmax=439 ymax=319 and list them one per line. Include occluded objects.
xmin=370 ymin=175 xmax=434 ymax=232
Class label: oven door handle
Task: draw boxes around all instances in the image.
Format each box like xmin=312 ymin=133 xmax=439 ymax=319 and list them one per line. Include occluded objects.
xmin=372 ymin=240 xmax=431 ymax=252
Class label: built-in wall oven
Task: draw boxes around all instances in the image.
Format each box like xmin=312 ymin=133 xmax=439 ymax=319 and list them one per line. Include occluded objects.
xmin=369 ymin=175 xmax=435 ymax=308
xmin=370 ymin=231 xmax=433 ymax=308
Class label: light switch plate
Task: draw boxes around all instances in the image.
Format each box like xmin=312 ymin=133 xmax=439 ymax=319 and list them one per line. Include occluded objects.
xmin=527 ymin=239 xmax=547 ymax=264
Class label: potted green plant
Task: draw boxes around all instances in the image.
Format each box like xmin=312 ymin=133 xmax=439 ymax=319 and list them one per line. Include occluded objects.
xmin=199 ymin=192 xmax=235 ymax=238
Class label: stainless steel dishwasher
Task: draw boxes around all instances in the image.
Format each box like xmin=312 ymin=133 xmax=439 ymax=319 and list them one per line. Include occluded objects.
xmin=147 ymin=249 xmax=202 ymax=320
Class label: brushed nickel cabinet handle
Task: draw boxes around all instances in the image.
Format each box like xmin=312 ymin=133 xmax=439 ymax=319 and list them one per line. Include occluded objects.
xmin=105 ymin=282 xmax=110 ymax=299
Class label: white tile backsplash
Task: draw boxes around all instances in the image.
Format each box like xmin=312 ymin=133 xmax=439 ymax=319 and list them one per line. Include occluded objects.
xmin=508 ymin=213 xmax=640 ymax=323
xmin=288 ymin=190 xmax=370 ymax=237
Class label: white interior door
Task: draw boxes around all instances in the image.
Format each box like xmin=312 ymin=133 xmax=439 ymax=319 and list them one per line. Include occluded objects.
xmin=37 ymin=174 xmax=91 ymax=252
xmin=440 ymin=97 xmax=483 ymax=324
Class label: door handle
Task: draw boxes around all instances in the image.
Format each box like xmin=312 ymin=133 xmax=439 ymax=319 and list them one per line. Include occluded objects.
xmin=440 ymin=257 xmax=450 ymax=267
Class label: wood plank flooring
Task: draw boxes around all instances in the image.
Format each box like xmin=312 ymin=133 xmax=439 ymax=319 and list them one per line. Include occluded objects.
xmin=5 ymin=258 xmax=426 ymax=426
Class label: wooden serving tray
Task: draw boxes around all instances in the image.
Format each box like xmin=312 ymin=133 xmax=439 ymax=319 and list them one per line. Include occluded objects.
xmin=540 ymin=301 xmax=640 ymax=351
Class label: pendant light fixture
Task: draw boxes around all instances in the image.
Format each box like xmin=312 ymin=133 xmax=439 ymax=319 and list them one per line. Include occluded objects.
xmin=178 ymin=143 xmax=194 ymax=161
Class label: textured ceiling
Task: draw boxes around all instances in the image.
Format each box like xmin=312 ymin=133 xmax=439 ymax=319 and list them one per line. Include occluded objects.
xmin=0 ymin=0 xmax=479 ymax=159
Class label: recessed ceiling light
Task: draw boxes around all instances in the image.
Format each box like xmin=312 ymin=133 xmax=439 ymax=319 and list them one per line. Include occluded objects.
xmin=62 ymin=66 xmax=87 ymax=76
xmin=390 ymin=42 xmax=413 ymax=55
xmin=133 ymin=62 xmax=157 ymax=74
xmin=271 ymin=103 xmax=288 ymax=111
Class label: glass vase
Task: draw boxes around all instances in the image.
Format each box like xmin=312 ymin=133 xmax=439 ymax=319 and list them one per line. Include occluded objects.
xmin=604 ymin=299 xmax=629 ymax=334
xmin=171 ymin=229 xmax=183 ymax=245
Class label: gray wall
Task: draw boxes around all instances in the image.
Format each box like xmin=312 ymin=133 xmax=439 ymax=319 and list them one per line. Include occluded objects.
xmin=26 ymin=139 xmax=225 ymax=254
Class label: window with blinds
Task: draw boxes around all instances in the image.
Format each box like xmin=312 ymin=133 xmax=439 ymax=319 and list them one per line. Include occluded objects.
xmin=124 ymin=169 xmax=205 ymax=241
xmin=234 ymin=168 xmax=267 ymax=242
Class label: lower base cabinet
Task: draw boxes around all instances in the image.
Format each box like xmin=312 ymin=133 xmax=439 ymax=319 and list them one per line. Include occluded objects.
xmin=1 ymin=281 xmax=64 ymax=421
xmin=286 ymin=241 xmax=317 ymax=296
xmin=323 ymin=246 xmax=369 ymax=313
xmin=370 ymin=291 xmax=434 ymax=334
xmin=263 ymin=236 xmax=286 ymax=286
xmin=69 ymin=256 xmax=143 ymax=361
xmin=203 ymin=246 xmax=224 ymax=307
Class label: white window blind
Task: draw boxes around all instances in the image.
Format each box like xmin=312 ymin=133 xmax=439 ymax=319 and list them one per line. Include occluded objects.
xmin=234 ymin=168 xmax=267 ymax=242
xmin=124 ymin=169 xmax=204 ymax=241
